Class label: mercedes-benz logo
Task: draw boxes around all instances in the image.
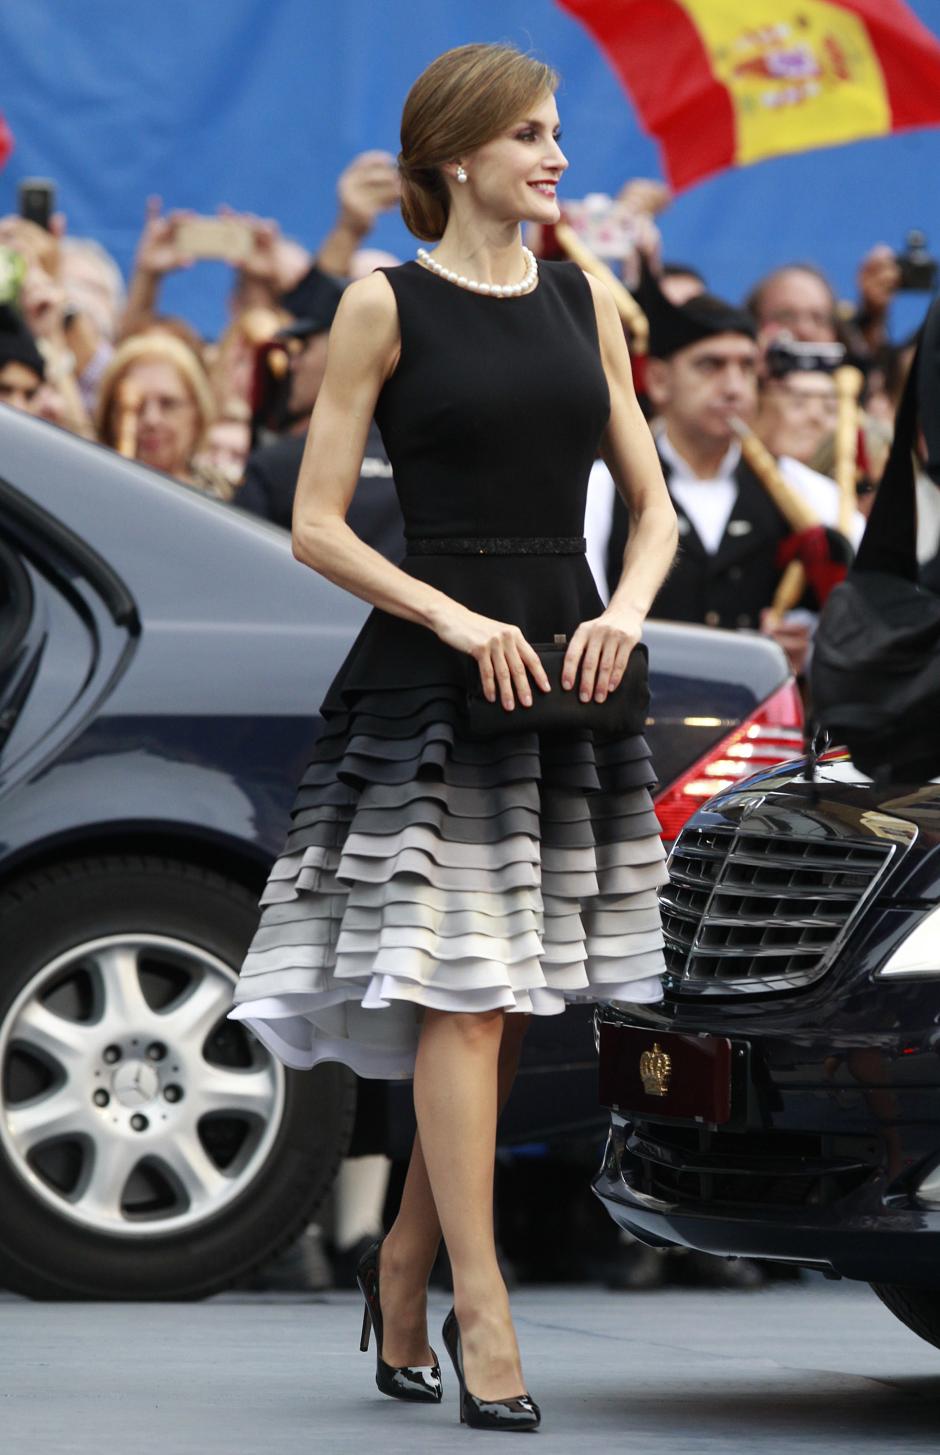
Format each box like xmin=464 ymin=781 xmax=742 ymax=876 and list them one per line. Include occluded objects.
xmin=111 ymin=1059 xmax=160 ymax=1108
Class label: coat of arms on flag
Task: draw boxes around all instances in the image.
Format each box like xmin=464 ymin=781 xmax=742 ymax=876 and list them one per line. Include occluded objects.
xmin=559 ymin=0 xmax=940 ymax=188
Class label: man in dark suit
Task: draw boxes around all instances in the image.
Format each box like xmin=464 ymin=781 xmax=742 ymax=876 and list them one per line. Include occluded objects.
xmin=234 ymin=268 xmax=405 ymax=564
xmin=604 ymin=282 xmax=816 ymax=670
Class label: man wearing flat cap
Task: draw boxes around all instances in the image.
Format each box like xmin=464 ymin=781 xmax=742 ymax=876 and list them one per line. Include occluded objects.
xmin=0 ymin=302 xmax=44 ymax=415
xmin=603 ymin=274 xmax=852 ymax=655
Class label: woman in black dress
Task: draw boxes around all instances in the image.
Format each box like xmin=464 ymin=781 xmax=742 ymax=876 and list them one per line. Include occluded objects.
xmin=228 ymin=42 xmax=677 ymax=1430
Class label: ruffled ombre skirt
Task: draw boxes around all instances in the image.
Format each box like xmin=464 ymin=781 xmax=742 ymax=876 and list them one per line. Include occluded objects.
xmin=227 ymin=560 xmax=668 ymax=1078
xmin=228 ymin=685 xmax=668 ymax=1077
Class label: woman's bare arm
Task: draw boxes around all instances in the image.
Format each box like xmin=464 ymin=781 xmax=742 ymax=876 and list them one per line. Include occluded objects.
xmin=564 ymin=273 xmax=678 ymax=702
xmin=290 ymin=272 xmax=551 ymax=710
xmin=291 ymin=273 xmax=439 ymax=626
xmin=586 ymin=273 xmax=677 ymax=616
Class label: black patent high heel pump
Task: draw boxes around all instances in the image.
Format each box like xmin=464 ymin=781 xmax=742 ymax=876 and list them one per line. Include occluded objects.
xmin=441 ymin=1307 xmax=540 ymax=1431
xmin=356 ymin=1239 xmax=443 ymax=1403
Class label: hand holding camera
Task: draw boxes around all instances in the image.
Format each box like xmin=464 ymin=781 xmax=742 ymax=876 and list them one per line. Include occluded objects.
xmin=615 ymin=177 xmax=672 ymax=218
xmin=215 ymin=206 xmax=287 ymax=289
xmin=134 ymin=196 xmax=200 ymax=277
xmin=857 ymin=232 xmax=938 ymax=324
xmin=856 ymin=244 xmax=901 ymax=316
xmin=19 ymin=259 xmax=68 ymax=343
xmin=336 ymin=150 xmax=401 ymax=238
xmin=135 ymin=198 xmax=298 ymax=292
xmin=0 ymin=209 xmax=63 ymax=279
xmin=312 ymin=149 xmax=401 ymax=278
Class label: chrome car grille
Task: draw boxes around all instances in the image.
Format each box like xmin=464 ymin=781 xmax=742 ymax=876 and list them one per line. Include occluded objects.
xmin=661 ymin=821 xmax=893 ymax=995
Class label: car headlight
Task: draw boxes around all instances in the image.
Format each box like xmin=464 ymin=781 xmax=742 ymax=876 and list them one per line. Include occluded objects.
xmin=876 ymin=904 xmax=940 ymax=978
xmin=915 ymin=1160 xmax=940 ymax=1209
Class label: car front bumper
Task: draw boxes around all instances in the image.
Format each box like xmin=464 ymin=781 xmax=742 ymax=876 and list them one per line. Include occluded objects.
xmin=593 ymin=1006 xmax=940 ymax=1285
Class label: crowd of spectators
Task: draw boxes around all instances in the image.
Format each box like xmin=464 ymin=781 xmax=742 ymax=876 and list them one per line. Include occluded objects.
xmin=0 ymin=148 xmax=401 ymax=494
xmin=0 ymin=156 xmax=925 ymax=548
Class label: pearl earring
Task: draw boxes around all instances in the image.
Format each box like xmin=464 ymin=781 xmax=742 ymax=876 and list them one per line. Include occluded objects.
xmin=455 ymin=164 xmax=468 ymax=184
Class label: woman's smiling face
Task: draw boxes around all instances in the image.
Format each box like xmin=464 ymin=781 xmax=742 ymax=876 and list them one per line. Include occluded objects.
xmin=460 ymin=92 xmax=568 ymax=227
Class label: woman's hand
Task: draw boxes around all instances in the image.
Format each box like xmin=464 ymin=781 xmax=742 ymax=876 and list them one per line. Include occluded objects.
xmin=856 ymin=243 xmax=900 ymax=320
xmin=434 ymin=608 xmax=551 ymax=712
xmin=759 ymin=607 xmax=812 ymax=678
xmin=0 ymin=214 xmax=64 ymax=277
xmin=218 ymin=205 xmax=282 ymax=287
xmin=20 ymin=264 xmax=68 ymax=343
xmin=562 ymin=607 xmax=644 ymax=703
xmin=134 ymin=197 xmax=195 ymax=277
xmin=336 ymin=151 xmax=401 ymax=238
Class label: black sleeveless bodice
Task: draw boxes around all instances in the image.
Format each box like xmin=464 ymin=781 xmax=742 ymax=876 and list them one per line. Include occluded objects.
xmin=320 ymin=258 xmax=613 ymax=715
xmin=374 ymin=259 xmax=610 ymax=538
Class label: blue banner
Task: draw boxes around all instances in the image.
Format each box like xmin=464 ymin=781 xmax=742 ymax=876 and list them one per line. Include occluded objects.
xmin=1 ymin=0 xmax=938 ymax=338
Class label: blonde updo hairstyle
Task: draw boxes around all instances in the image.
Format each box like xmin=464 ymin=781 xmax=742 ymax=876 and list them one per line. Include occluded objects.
xmin=398 ymin=43 xmax=560 ymax=242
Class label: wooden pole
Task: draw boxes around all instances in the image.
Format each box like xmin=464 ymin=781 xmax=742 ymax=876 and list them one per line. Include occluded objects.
xmin=833 ymin=364 xmax=865 ymax=535
xmin=729 ymin=419 xmax=822 ymax=624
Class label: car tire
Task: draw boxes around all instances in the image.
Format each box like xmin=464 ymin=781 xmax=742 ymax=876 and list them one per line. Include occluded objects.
xmin=870 ymin=1283 xmax=940 ymax=1353
xmin=0 ymin=854 xmax=356 ymax=1300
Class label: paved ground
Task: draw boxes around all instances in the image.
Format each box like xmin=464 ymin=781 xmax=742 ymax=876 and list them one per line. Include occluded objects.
xmin=1 ymin=1279 xmax=939 ymax=1454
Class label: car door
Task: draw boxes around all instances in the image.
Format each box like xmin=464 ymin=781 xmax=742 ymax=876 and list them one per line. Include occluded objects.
xmin=0 ymin=533 xmax=47 ymax=759
xmin=0 ymin=476 xmax=138 ymax=798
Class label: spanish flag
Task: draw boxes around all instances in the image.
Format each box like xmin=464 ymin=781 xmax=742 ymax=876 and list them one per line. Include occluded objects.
xmin=559 ymin=0 xmax=940 ymax=189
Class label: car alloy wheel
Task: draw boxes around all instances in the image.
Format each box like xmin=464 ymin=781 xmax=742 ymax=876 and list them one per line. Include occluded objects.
xmin=1 ymin=932 xmax=285 ymax=1236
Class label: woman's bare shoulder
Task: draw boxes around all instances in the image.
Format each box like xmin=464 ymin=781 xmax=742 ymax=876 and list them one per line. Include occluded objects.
xmin=333 ymin=271 xmax=399 ymax=335
xmin=326 ymin=271 xmax=401 ymax=378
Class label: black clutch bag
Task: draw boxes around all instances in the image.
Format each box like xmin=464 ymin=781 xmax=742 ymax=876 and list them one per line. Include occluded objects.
xmin=463 ymin=636 xmax=650 ymax=738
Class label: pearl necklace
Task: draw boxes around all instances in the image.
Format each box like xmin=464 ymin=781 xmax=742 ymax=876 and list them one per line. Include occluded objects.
xmin=416 ymin=246 xmax=538 ymax=298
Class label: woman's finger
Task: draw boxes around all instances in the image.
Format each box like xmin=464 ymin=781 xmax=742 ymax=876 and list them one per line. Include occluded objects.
xmin=578 ymin=633 xmax=605 ymax=701
xmin=490 ymin=645 xmax=516 ymax=711
xmin=607 ymin=638 xmax=634 ymax=692
xmin=519 ymin=639 xmax=551 ymax=694
xmin=475 ymin=651 xmax=497 ymax=704
xmin=561 ymin=631 xmax=587 ymax=693
xmin=504 ymin=640 xmax=532 ymax=708
xmin=593 ymin=636 xmax=622 ymax=701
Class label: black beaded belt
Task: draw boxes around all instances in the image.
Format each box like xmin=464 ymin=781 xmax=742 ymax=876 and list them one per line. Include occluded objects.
xmin=407 ymin=535 xmax=586 ymax=556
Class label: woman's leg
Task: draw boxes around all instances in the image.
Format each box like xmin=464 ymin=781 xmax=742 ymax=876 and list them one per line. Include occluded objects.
xmin=409 ymin=1007 xmax=527 ymax=1399
xmin=379 ymin=1012 xmax=530 ymax=1371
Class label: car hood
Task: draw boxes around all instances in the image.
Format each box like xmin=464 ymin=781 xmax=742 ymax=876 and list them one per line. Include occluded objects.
xmin=1 ymin=407 xmax=368 ymax=638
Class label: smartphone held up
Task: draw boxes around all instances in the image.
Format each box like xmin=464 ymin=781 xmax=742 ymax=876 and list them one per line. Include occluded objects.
xmin=174 ymin=215 xmax=254 ymax=265
xmin=18 ymin=177 xmax=55 ymax=231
